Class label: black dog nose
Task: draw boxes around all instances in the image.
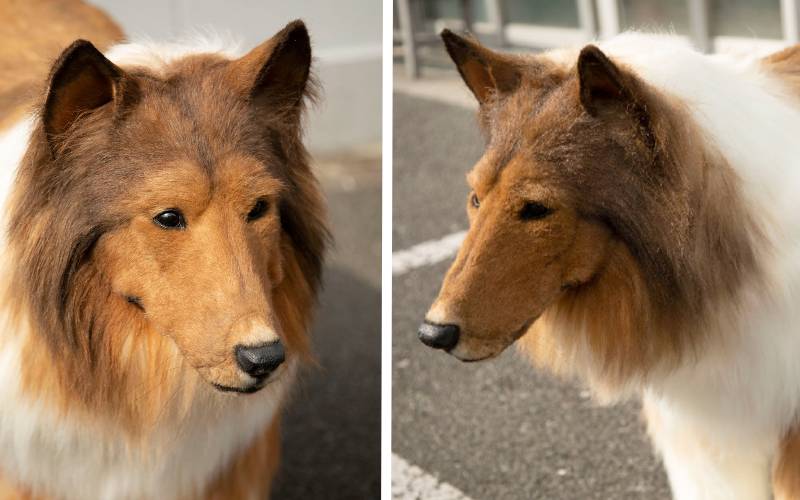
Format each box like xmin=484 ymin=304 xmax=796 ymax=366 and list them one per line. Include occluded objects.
xmin=235 ymin=341 xmax=285 ymax=378
xmin=418 ymin=321 xmax=460 ymax=351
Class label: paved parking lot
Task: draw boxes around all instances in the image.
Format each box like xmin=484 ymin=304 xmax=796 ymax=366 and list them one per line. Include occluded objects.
xmin=273 ymin=149 xmax=381 ymax=499
xmin=391 ymin=91 xmax=672 ymax=500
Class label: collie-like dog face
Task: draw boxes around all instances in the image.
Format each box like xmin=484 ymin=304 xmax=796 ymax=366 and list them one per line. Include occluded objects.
xmin=9 ymin=21 xmax=327 ymax=410
xmin=97 ymin=153 xmax=288 ymax=393
xmin=426 ymin=153 xmax=613 ymax=362
xmin=421 ymin=31 xmax=758 ymax=365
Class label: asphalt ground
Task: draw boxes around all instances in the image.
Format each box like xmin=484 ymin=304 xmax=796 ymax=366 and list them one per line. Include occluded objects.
xmin=392 ymin=92 xmax=672 ymax=499
xmin=272 ymin=148 xmax=381 ymax=499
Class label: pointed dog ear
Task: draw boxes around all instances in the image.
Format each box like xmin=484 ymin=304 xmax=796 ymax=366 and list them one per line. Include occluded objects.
xmin=441 ymin=29 xmax=521 ymax=105
xmin=577 ymin=45 xmax=636 ymax=115
xmin=578 ymin=45 xmax=656 ymax=148
xmin=228 ymin=20 xmax=312 ymax=115
xmin=43 ymin=40 xmax=126 ymax=141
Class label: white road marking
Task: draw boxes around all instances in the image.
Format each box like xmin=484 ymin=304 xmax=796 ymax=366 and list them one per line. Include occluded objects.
xmin=392 ymin=231 xmax=467 ymax=275
xmin=392 ymin=454 xmax=474 ymax=500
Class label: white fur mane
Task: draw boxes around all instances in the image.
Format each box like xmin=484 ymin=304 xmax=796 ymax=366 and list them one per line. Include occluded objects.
xmin=544 ymin=33 xmax=800 ymax=499
xmin=106 ymin=32 xmax=244 ymax=73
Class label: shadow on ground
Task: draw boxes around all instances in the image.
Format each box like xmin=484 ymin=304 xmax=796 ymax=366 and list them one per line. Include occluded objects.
xmin=273 ymin=266 xmax=380 ymax=499
xmin=272 ymin=149 xmax=381 ymax=499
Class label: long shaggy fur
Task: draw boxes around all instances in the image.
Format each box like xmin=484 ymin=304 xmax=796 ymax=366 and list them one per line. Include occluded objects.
xmin=0 ymin=23 xmax=327 ymax=500
xmin=432 ymin=31 xmax=800 ymax=500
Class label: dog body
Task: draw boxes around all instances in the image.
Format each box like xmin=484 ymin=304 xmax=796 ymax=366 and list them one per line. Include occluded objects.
xmin=424 ymin=32 xmax=800 ymax=499
xmin=0 ymin=3 xmax=326 ymax=499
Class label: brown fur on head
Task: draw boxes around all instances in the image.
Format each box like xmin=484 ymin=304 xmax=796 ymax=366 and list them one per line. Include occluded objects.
xmin=424 ymin=31 xmax=761 ymax=384
xmin=7 ymin=21 xmax=328 ymax=428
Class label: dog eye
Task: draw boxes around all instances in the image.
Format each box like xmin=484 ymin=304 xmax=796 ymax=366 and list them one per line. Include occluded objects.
xmin=519 ymin=201 xmax=552 ymax=220
xmin=470 ymin=192 xmax=480 ymax=209
xmin=153 ymin=209 xmax=186 ymax=229
xmin=247 ymin=198 xmax=269 ymax=222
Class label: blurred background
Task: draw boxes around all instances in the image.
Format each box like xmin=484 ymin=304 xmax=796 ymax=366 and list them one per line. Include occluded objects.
xmin=392 ymin=1 xmax=793 ymax=499
xmin=86 ymin=1 xmax=381 ymax=498
xmin=395 ymin=0 xmax=797 ymax=80
xmin=92 ymin=0 xmax=380 ymax=152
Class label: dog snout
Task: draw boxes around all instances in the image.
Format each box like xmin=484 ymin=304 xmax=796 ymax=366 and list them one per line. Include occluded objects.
xmin=418 ymin=321 xmax=460 ymax=351
xmin=235 ymin=341 xmax=285 ymax=379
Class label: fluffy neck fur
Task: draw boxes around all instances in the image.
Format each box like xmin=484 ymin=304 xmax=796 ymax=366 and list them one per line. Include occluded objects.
xmin=519 ymin=34 xmax=796 ymax=397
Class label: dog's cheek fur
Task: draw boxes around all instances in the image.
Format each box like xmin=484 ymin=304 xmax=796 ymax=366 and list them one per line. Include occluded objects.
xmin=518 ymin=90 xmax=763 ymax=391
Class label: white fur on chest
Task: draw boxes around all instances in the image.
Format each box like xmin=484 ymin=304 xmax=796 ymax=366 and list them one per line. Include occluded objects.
xmin=0 ymin=329 xmax=292 ymax=500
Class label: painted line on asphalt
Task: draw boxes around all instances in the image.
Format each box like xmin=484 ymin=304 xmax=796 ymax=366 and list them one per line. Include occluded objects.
xmin=392 ymin=231 xmax=466 ymax=275
xmin=392 ymin=454 xmax=474 ymax=500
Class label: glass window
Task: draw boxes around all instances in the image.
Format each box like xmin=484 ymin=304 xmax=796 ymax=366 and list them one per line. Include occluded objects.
xmin=501 ymin=0 xmax=580 ymax=28
xmin=710 ymin=0 xmax=782 ymax=39
xmin=619 ymin=0 xmax=690 ymax=35
xmin=422 ymin=0 xmax=488 ymax=23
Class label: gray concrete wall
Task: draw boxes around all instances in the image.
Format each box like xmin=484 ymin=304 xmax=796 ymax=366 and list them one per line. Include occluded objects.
xmin=88 ymin=0 xmax=382 ymax=153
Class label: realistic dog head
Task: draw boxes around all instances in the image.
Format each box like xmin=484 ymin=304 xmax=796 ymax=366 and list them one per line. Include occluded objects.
xmin=9 ymin=21 xmax=327 ymax=417
xmin=420 ymin=32 xmax=759 ymax=370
